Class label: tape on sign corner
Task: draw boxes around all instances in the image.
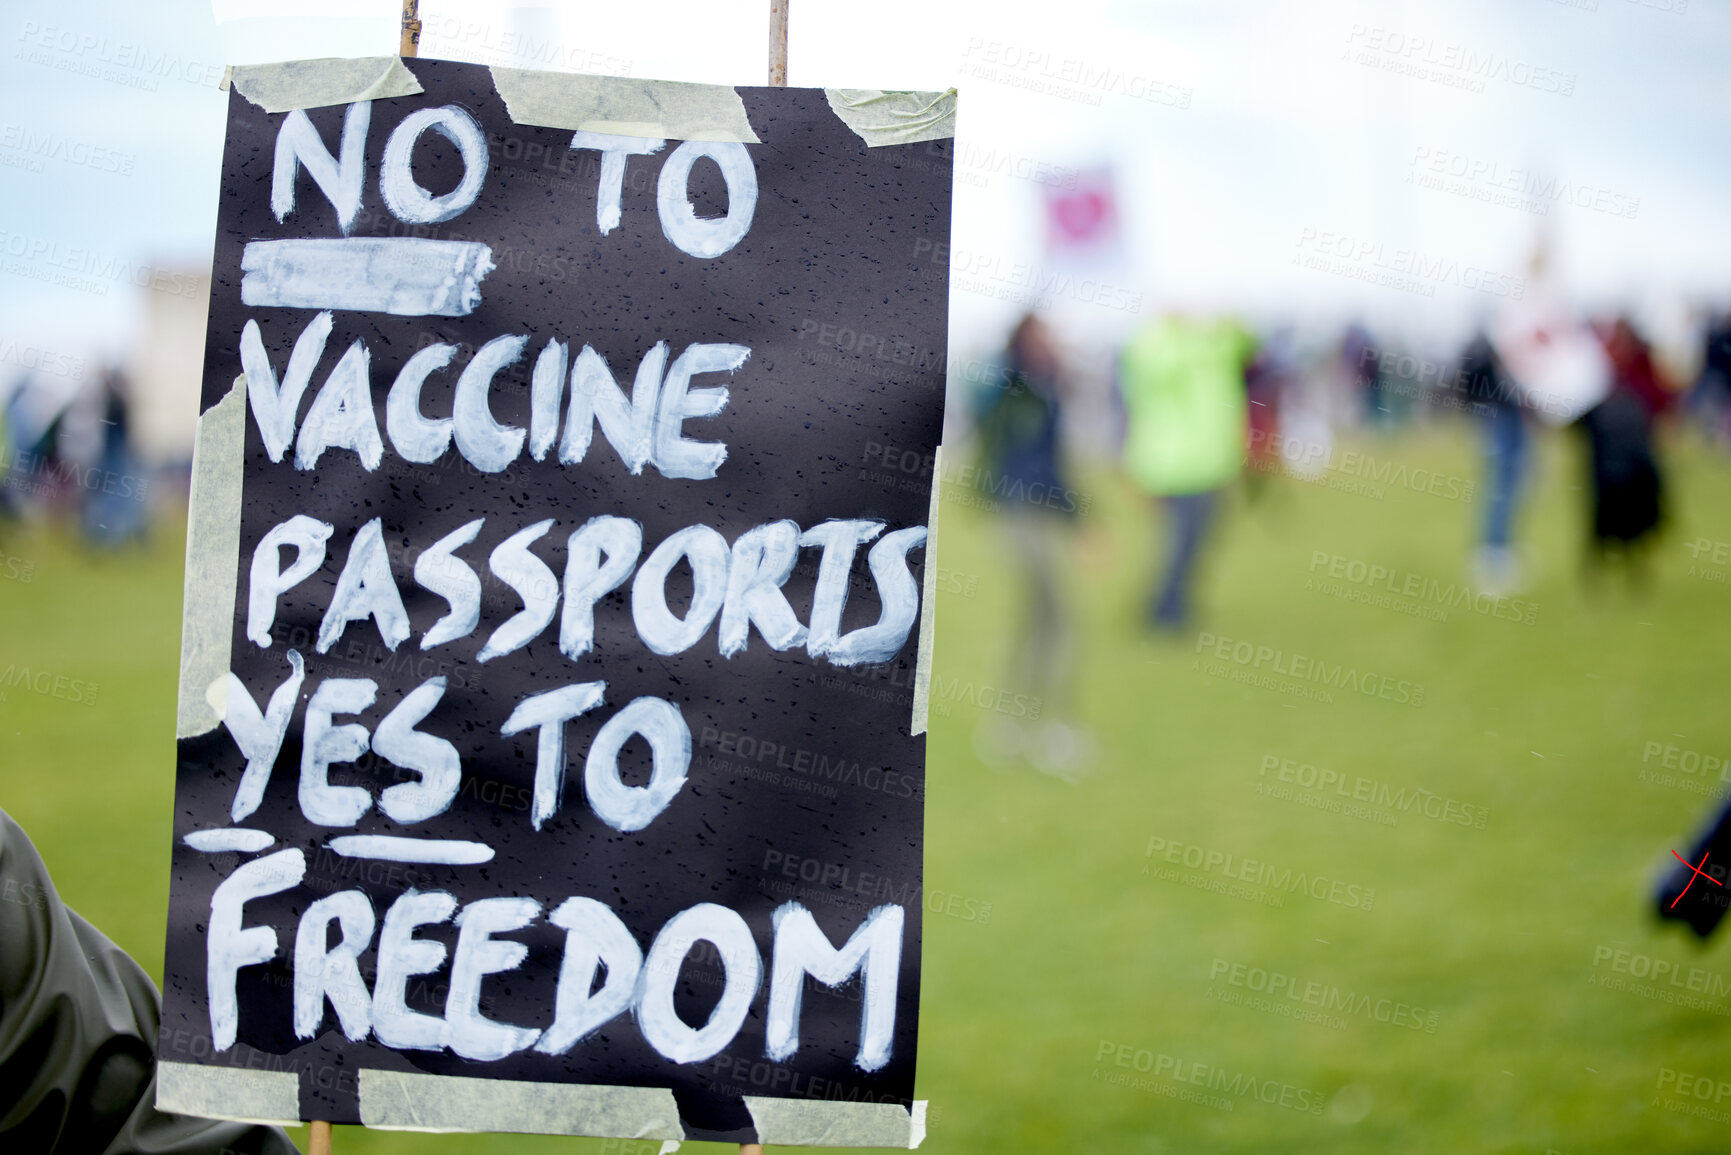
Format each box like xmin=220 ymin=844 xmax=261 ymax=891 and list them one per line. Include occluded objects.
xmin=743 ymin=1096 xmax=924 ymax=1149
xmin=910 ymin=444 xmax=943 ymax=737
xmin=657 ymin=1142 xmax=682 ymax=1155
xmin=229 ymin=56 xmax=424 ymax=113
xmin=176 ymin=377 xmax=246 ymax=741
xmin=155 ymin=1061 xmax=299 ymax=1127
xmin=358 ymin=1069 xmax=684 ymax=1138
xmin=825 ymin=89 xmax=957 ymax=148
xmin=490 ymin=69 xmax=761 ymax=143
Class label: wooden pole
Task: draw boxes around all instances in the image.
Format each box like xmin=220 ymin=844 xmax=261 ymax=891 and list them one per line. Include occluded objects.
xmin=308 ymin=1120 xmax=333 ymax=1155
xmin=767 ymin=0 xmax=788 ymax=86
xmin=744 ymin=16 xmax=787 ymax=1132
xmin=399 ymin=0 xmax=422 ymax=58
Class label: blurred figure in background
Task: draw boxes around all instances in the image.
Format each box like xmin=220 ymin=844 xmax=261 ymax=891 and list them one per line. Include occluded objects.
xmin=1119 ymin=312 xmax=1254 ymax=631
xmin=0 ymin=376 xmax=18 ymax=522
xmin=1490 ymin=242 xmax=1613 ymax=593
xmin=1457 ymin=330 xmax=1528 ymax=595
xmin=1340 ymin=322 xmax=1385 ymax=428
xmin=971 ymin=313 xmax=1089 ymax=777
xmin=1579 ymin=317 xmax=1672 ymax=583
xmin=1688 ymin=308 xmax=1731 ymax=448
xmin=1242 ymin=325 xmax=1296 ymax=501
xmin=80 ymin=368 xmax=148 ymax=549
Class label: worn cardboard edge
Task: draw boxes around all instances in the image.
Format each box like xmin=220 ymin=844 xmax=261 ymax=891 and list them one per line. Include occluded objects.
xmin=357 ymin=1069 xmax=683 ymax=1138
xmin=225 ymin=56 xmax=423 ymax=113
xmin=824 ymin=89 xmax=957 ymax=147
xmin=176 ymin=377 xmax=246 ymax=740
xmin=490 ymin=68 xmax=760 ymax=143
xmin=743 ymin=1095 xmax=924 ymax=1148
xmin=911 ymin=444 xmax=943 ymax=737
xmin=156 ymin=1061 xmax=299 ymax=1126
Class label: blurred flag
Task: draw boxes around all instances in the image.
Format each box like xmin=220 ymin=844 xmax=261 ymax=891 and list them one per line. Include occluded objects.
xmin=1044 ymin=167 xmax=1121 ymax=267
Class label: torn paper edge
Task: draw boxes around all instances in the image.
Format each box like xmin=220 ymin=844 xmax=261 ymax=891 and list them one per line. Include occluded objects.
xmin=490 ymin=68 xmax=760 ymax=142
xmin=225 ymin=56 xmax=423 ymax=114
xmin=176 ymin=377 xmax=245 ymax=740
xmin=357 ymin=1069 xmax=683 ymax=1138
xmin=911 ymin=444 xmax=942 ymax=737
xmin=156 ymin=1061 xmax=299 ymax=1127
xmin=824 ymin=89 xmax=956 ymax=147
xmin=744 ymin=1096 xmax=925 ymax=1148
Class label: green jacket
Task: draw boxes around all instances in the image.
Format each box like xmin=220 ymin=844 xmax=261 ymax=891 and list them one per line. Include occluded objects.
xmin=1120 ymin=316 xmax=1253 ymax=495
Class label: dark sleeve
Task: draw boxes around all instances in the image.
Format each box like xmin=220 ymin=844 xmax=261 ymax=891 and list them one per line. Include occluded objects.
xmin=0 ymin=809 xmax=298 ymax=1155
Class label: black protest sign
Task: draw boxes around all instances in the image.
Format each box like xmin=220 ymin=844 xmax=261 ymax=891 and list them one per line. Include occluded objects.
xmin=159 ymin=58 xmax=951 ymax=1146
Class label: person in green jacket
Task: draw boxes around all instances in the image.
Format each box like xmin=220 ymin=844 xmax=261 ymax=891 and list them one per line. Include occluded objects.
xmin=1119 ymin=313 xmax=1255 ymax=629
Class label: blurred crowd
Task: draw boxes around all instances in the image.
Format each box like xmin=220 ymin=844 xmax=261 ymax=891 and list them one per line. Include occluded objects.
xmin=966 ymin=266 xmax=1731 ymax=780
xmin=0 ymin=367 xmax=153 ymax=548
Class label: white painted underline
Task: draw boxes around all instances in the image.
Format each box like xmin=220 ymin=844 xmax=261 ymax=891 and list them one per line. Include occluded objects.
xmin=184 ymin=828 xmax=276 ymax=853
xmin=325 ymin=835 xmax=495 ymax=864
xmin=240 ymin=237 xmax=496 ymax=317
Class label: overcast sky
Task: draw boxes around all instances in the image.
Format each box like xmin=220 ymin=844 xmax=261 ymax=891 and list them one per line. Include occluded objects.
xmin=3 ymin=0 xmax=1728 ymax=364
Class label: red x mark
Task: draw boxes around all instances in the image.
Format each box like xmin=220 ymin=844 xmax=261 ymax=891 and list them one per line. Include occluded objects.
xmin=1670 ymin=850 xmax=1724 ymax=908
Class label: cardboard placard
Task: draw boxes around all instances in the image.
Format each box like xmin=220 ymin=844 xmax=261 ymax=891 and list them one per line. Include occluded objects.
xmin=159 ymin=57 xmax=952 ymax=1146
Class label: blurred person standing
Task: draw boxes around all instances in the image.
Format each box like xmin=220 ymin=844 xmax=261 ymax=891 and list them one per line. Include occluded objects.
xmin=1457 ymin=331 xmax=1529 ymax=594
xmin=1119 ymin=312 xmax=1254 ymax=631
xmin=1340 ymin=322 xmax=1385 ymax=426
xmin=1579 ymin=317 xmax=1672 ymax=582
xmin=971 ymin=314 xmax=1090 ymax=777
xmin=80 ymin=369 xmax=148 ymax=548
xmin=1687 ymin=308 xmax=1731 ymax=447
xmin=1242 ymin=325 xmax=1296 ymax=500
xmin=1490 ymin=244 xmax=1613 ymax=592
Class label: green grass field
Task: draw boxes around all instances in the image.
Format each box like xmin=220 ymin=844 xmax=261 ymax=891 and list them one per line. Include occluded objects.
xmin=4 ymin=417 xmax=1731 ymax=1153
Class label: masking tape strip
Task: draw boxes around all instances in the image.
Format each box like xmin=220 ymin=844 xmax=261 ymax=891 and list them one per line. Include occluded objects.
xmin=489 ymin=68 xmax=761 ymax=143
xmin=358 ymin=1069 xmax=683 ymax=1137
xmin=825 ymin=89 xmax=956 ymax=147
xmin=911 ymin=444 xmax=943 ymax=737
xmin=176 ymin=377 xmax=245 ymax=740
xmin=743 ymin=1096 xmax=926 ymax=1148
xmin=156 ymin=1061 xmax=299 ymax=1126
xmin=226 ymin=56 xmax=423 ymax=114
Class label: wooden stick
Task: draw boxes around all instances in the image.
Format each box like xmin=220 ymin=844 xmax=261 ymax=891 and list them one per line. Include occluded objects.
xmin=745 ymin=17 xmax=787 ymax=1152
xmin=767 ymin=0 xmax=788 ymax=86
xmin=399 ymin=0 xmax=422 ymax=58
xmin=308 ymin=1120 xmax=333 ymax=1155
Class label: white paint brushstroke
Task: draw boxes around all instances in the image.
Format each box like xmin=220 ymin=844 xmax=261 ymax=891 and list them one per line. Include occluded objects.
xmin=501 ymin=682 xmax=606 ymax=831
xmin=637 ymin=903 xmax=760 ymax=1064
xmin=380 ymin=106 xmax=488 ymax=225
xmin=765 ymin=902 xmax=903 ymax=1071
xmin=656 ymin=140 xmax=757 ymax=259
xmin=209 ymin=849 xmax=304 ymax=1051
xmin=184 ymin=828 xmax=277 ymax=853
xmin=584 ymin=696 xmax=690 ymax=833
xmin=326 ymin=835 xmax=495 ymax=865
xmin=569 ymin=131 xmax=665 ymax=235
xmin=241 ymin=238 xmax=495 ymax=317
xmin=416 ymin=519 xmax=484 ymax=649
xmin=828 ymin=526 xmax=928 ymax=667
xmin=221 ymin=648 xmax=305 ymax=821
xmin=477 ymin=518 xmax=558 ymax=662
